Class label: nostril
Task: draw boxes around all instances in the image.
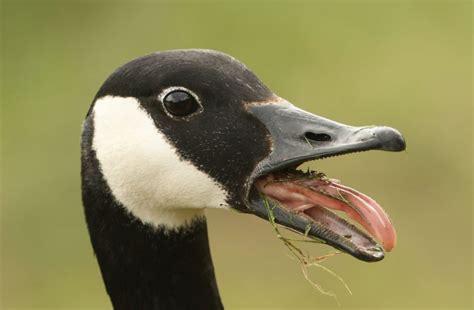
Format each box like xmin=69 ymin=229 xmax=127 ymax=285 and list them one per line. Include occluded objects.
xmin=304 ymin=132 xmax=332 ymax=142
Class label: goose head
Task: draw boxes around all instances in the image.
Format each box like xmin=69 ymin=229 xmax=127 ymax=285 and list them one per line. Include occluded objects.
xmin=86 ymin=49 xmax=406 ymax=265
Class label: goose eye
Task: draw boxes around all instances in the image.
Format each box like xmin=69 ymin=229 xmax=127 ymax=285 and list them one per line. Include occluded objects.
xmin=163 ymin=90 xmax=200 ymax=117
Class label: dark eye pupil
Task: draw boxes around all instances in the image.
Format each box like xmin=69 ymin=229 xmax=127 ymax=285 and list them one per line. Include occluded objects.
xmin=163 ymin=90 xmax=199 ymax=117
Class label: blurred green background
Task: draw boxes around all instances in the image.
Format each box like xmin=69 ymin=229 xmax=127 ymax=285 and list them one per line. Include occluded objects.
xmin=1 ymin=0 xmax=472 ymax=309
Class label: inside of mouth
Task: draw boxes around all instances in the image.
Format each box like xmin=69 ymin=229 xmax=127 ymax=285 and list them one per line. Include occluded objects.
xmin=255 ymin=168 xmax=396 ymax=252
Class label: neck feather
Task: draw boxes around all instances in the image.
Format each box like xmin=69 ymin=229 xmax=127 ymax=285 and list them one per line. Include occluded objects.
xmin=81 ymin=118 xmax=223 ymax=310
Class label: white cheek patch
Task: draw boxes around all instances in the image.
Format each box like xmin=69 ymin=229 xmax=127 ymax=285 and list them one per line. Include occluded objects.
xmin=92 ymin=96 xmax=230 ymax=229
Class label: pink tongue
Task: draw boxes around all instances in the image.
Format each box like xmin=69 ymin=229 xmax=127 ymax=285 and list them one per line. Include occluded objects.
xmin=256 ymin=175 xmax=397 ymax=251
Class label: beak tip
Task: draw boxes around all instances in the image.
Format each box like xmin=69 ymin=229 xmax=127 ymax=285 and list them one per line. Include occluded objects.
xmin=375 ymin=126 xmax=406 ymax=152
xmin=362 ymin=246 xmax=385 ymax=262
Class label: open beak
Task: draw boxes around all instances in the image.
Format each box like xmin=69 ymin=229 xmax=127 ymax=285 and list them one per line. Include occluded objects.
xmin=245 ymin=100 xmax=406 ymax=262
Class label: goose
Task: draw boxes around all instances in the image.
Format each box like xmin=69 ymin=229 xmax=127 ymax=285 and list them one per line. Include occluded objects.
xmin=81 ymin=49 xmax=406 ymax=309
